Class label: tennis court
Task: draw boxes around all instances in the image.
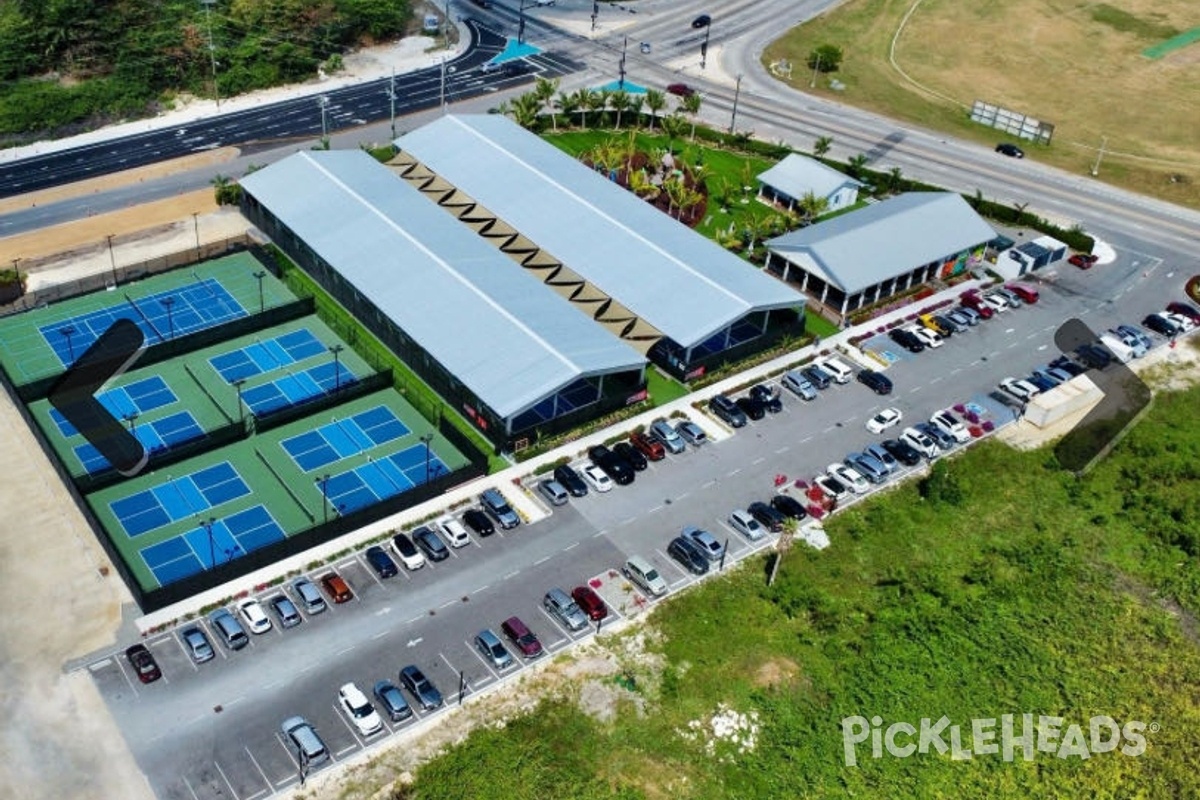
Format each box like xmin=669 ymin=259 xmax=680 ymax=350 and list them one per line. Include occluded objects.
xmin=109 ymin=462 xmax=251 ymax=537
xmin=208 ymin=328 xmax=328 ymax=382
xmin=139 ymin=505 xmax=286 ymax=585
xmin=320 ymin=443 xmax=448 ymax=515
xmin=39 ymin=278 xmax=245 ymax=366
xmin=48 ymin=375 xmax=177 ymax=436
xmin=281 ymin=406 xmax=410 ymax=471
xmin=239 ymin=361 xmax=357 ymax=416
xmin=74 ymin=411 xmax=204 ymax=474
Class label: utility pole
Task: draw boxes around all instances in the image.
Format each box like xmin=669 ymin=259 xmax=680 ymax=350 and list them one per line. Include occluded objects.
xmin=1090 ymin=135 xmax=1108 ymax=177
xmin=618 ymin=36 xmax=628 ymax=91
xmin=440 ymin=56 xmax=448 ymax=113
xmin=518 ymin=0 xmax=528 ymax=45
xmin=591 ymin=1 xmax=598 ymax=32
xmin=700 ymin=18 xmax=711 ymax=70
xmin=201 ymin=0 xmax=220 ymax=108
xmin=318 ymin=95 xmax=330 ymax=142
xmin=387 ymin=69 xmax=397 ymax=140
xmin=810 ymin=53 xmax=821 ymax=88
xmin=106 ymin=234 xmax=118 ymax=286
xmin=729 ymin=73 xmax=743 ymax=134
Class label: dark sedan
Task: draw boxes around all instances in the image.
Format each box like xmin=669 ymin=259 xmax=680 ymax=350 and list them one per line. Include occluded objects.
xmin=613 ymin=441 xmax=648 ymax=472
xmin=399 ymin=665 xmax=444 ymax=710
xmin=881 ymin=438 xmax=922 ymax=467
xmin=588 ymin=444 xmax=635 ymax=485
xmin=365 ymin=545 xmax=398 ymax=578
xmin=668 ymin=536 xmax=710 ymax=575
xmin=747 ymin=501 xmax=787 ymax=532
xmin=126 ymin=644 xmax=161 ymax=684
xmin=735 ymin=395 xmax=767 ymax=421
xmin=749 ymin=384 xmax=783 ymax=413
xmin=769 ymin=493 xmax=808 ymax=520
xmin=553 ymin=463 xmax=590 ymax=497
xmin=462 ymin=508 xmax=495 ymax=537
xmin=412 ymin=526 xmax=450 ymax=562
xmin=856 ymin=369 xmax=894 ymax=395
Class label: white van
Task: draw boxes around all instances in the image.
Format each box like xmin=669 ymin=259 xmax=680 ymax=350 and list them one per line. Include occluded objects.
xmin=819 ymin=356 xmax=854 ymax=384
xmin=1097 ymin=333 xmax=1134 ymax=363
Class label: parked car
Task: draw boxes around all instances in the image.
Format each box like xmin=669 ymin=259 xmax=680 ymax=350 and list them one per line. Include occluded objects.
xmin=623 ymin=555 xmax=669 ymax=596
xmin=1166 ymin=301 xmax=1200 ymax=325
xmin=668 ymin=536 xmax=710 ymax=575
xmin=180 ymin=626 xmax=215 ymax=664
xmin=373 ymin=680 xmax=413 ymax=722
xmin=769 ymin=493 xmax=808 ymax=520
xmin=735 ymin=395 xmax=768 ymax=421
xmin=281 ymin=717 xmax=328 ymax=766
xmin=846 ymin=451 xmax=889 ymax=484
xmin=588 ymin=444 xmax=635 ymax=485
xmin=649 ymin=418 xmax=686 ymax=453
xmin=1114 ymin=324 xmax=1152 ymax=354
xmin=412 ymin=526 xmax=450 ymax=562
xmin=981 ymin=293 xmax=1009 ymax=314
xmin=857 ymin=368 xmax=894 ymax=395
xmin=321 ymin=572 xmax=354 ymax=603
xmin=552 ymin=464 xmax=589 ymax=498
xmin=889 ymin=328 xmax=925 ymax=353
xmin=474 ymin=629 xmax=514 ymax=670
xmin=391 ymin=532 xmax=428 ymax=569
xmin=1142 ymin=312 xmax=1180 ymax=337
xmin=1074 ymin=343 xmax=1112 ymax=369
xmin=819 ymin=357 xmax=854 ymax=384
xmin=801 ymin=364 xmax=833 ymax=389
xmin=481 ymin=487 xmax=521 ymax=529
xmin=994 ymin=287 xmax=1023 ymax=308
xmin=749 ymin=383 xmax=783 ymax=413
xmin=462 ymin=507 xmax=497 ymax=537
xmin=269 ymin=594 xmax=303 ymax=628
xmin=502 ymin=615 xmax=544 ymax=658
xmin=960 ymin=290 xmax=995 ymax=319
xmin=900 ymin=426 xmax=939 ymax=459
xmin=1165 ymin=311 xmax=1196 ymax=333
xmin=813 ymin=473 xmax=849 ymax=501
xmin=880 ymin=438 xmax=922 ymax=467
xmin=365 ymin=544 xmax=399 ymax=578
xmin=582 ymin=462 xmax=614 ymax=493
xmin=729 ymin=509 xmax=766 ymax=541
xmin=1007 ymin=283 xmax=1040 ymax=304
xmin=710 ymin=393 xmax=748 ymax=427
xmin=933 ymin=313 xmax=966 ymax=333
xmin=921 ymin=313 xmax=953 ymax=338
xmin=864 ymin=442 xmax=899 ymax=473
xmin=399 ymin=665 xmax=444 ymax=711
xmin=666 ymin=82 xmax=696 ymax=97
xmin=909 ymin=325 xmax=944 ymax=348
xmin=437 ymin=516 xmax=472 ymax=548
xmin=946 ymin=308 xmax=974 ymax=329
xmin=867 ymin=407 xmax=903 ymax=434
xmin=683 ymin=525 xmax=725 ymax=561
xmin=538 ymin=479 xmax=570 ymax=506
xmin=209 ymin=608 xmax=249 ymax=650
xmin=828 ymin=462 xmax=869 ymax=494
xmin=572 ymin=585 xmax=609 ymax=621
xmin=613 ymin=441 xmax=648 ymax=471
xmin=1026 ymin=372 xmax=1058 ymax=392
xmin=957 ymin=305 xmax=983 ymax=325
xmin=916 ymin=421 xmax=956 ymax=451
xmin=676 ymin=419 xmax=707 ymax=446
xmin=999 ymin=377 xmax=1040 ymax=401
xmin=292 ymin=577 xmax=327 ymax=615
xmin=543 ymin=587 xmax=589 ymax=631
xmin=629 ymin=432 xmax=666 ymax=461
xmin=1050 ymin=356 xmax=1088 ymax=377
xmin=691 ymin=13 xmax=711 ymax=28
xmin=781 ymin=369 xmax=818 ymax=400
xmin=747 ymin=501 xmax=787 ymax=532
xmin=238 ymin=598 xmax=272 ymax=634
xmin=995 ymin=142 xmax=1024 ymax=158
xmin=125 ymin=644 xmax=161 ymax=684
xmin=1068 ymin=253 xmax=1099 ymax=269
xmin=338 ymin=682 xmax=383 ymax=737
xmin=930 ymin=409 xmax=970 ymax=443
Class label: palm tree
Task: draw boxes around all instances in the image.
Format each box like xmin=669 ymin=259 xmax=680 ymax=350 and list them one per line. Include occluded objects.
xmin=661 ymin=113 xmax=686 ymax=154
xmin=534 ymin=77 xmax=560 ymax=130
xmin=628 ymin=94 xmax=645 ymax=128
xmin=511 ymin=92 xmax=542 ymax=130
xmin=797 ymin=191 xmax=830 ymax=223
xmin=663 ymin=175 xmax=689 ymax=219
xmin=572 ymin=88 xmax=591 ymax=129
xmin=813 ymin=136 xmax=833 ymax=157
xmin=610 ymin=90 xmax=631 ymax=130
xmin=847 ymin=153 xmax=870 ymax=178
xmin=644 ymin=89 xmax=666 ymax=131
xmin=591 ymin=89 xmax=612 ymax=128
xmin=886 ymin=166 xmax=903 ymax=193
xmin=554 ymin=91 xmax=579 ymax=130
xmin=680 ymin=92 xmax=702 ymax=141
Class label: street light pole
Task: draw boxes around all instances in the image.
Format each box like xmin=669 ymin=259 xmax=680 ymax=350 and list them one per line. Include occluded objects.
xmin=810 ymin=53 xmax=821 ymax=88
xmin=124 ymin=411 xmax=139 ymax=433
xmin=420 ymin=433 xmax=434 ymax=485
xmin=729 ymin=73 xmax=743 ymax=134
xmin=1091 ymin=135 xmax=1108 ymax=177
xmin=328 ymin=344 xmax=345 ymax=391
xmin=106 ymin=234 xmax=118 ymax=286
xmin=386 ymin=69 xmax=397 ymax=140
xmin=232 ymin=378 xmax=246 ymax=426
xmin=591 ymin=1 xmax=598 ymax=32
xmin=162 ymin=296 xmax=176 ymax=339
xmin=192 ymin=212 xmax=201 ymax=260
xmin=253 ymin=270 xmax=266 ymax=314
xmin=315 ymin=474 xmax=330 ymax=523
xmin=700 ymin=20 xmax=711 ymax=70
xmin=518 ymin=0 xmax=528 ymax=44
xmin=318 ymin=95 xmax=330 ymax=142
xmin=618 ymin=36 xmax=628 ymax=90
xmin=201 ymin=516 xmax=216 ymax=570
xmin=59 ymin=326 xmax=76 ymax=363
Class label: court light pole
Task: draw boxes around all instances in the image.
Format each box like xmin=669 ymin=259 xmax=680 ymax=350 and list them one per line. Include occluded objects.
xmin=315 ymin=474 xmax=330 ymax=524
xmin=231 ymin=378 xmax=246 ymax=426
xmin=123 ymin=411 xmax=139 ymax=433
xmin=59 ymin=326 xmax=76 ymax=362
xmin=192 ymin=212 xmax=201 ymax=260
xmin=106 ymin=234 xmax=118 ymax=286
xmin=729 ymin=73 xmax=743 ymax=134
xmin=201 ymin=516 xmax=217 ymax=570
xmin=328 ymin=344 xmax=345 ymax=391
xmin=161 ymin=296 xmax=176 ymax=339
xmin=419 ymin=433 xmax=434 ymax=484
xmin=253 ymin=270 xmax=266 ymax=313
xmin=700 ymin=17 xmax=712 ymax=70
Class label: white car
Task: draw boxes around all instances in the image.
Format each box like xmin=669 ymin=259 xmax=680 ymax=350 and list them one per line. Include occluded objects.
xmin=338 ymin=682 xmax=384 ymax=737
xmin=999 ymin=378 xmax=1040 ymax=401
xmin=391 ymin=532 xmax=427 ymax=570
xmin=237 ymin=598 xmax=272 ymax=635
xmin=819 ymin=357 xmax=854 ymax=384
xmin=900 ymin=426 xmax=939 ymax=459
xmin=582 ymin=462 xmax=613 ymax=493
xmin=814 ymin=473 xmax=850 ymax=501
xmin=827 ymin=462 xmax=869 ymax=494
xmin=982 ymin=293 xmax=1009 ymax=313
xmin=930 ymin=410 xmax=970 ymax=443
xmin=908 ymin=325 xmax=943 ymax=348
xmin=436 ymin=516 xmax=472 ymax=549
xmin=1165 ymin=312 xmax=1196 ymax=333
xmin=866 ymin=407 xmax=903 ymax=434
xmin=729 ymin=509 xmax=766 ymax=541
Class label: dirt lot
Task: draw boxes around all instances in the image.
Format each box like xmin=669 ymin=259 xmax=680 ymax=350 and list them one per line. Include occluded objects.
xmin=763 ymin=0 xmax=1200 ymax=207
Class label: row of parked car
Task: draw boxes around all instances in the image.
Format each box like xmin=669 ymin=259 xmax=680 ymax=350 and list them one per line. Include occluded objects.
xmin=887 ymin=284 xmax=1041 ymax=356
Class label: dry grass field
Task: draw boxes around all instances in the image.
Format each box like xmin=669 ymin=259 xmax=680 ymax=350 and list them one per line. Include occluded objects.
xmin=763 ymin=0 xmax=1200 ymax=207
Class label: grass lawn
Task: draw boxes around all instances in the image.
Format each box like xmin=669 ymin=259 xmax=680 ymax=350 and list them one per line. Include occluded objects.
xmin=382 ymin=380 xmax=1200 ymax=799
xmin=805 ymin=309 xmax=839 ymax=338
xmin=645 ymin=367 xmax=689 ymax=406
xmin=762 ymin=0 xmax=1200 ymax=209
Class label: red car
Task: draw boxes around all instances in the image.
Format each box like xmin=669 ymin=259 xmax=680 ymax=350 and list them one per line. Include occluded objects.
xmin=1166 ymin=301 xmax=1200 ymax=325
xmin=571 ymin=586 xmax=609 ymax=621
xmin=666 ymin=83 xmax=695 ymax=98
xmin=501 ymin=616 xmax=543 ymax=659
xmin=959 ymin=289 xmax=995 ymax=320
xmin=1006 ymin=283 xmax=1039 ymax=304
xmin=629 ymin=432 xmax=665 ymax=461
xmin=321 ymin=572 xmax=354 ymax=603
xmin=126 ymin=644 xmax=161 ymax=684
xmin=1068 ymin=253 xmax=1099 ymax=269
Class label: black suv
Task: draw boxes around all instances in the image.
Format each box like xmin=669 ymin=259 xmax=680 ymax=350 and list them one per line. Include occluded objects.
xmin=749 ymin=384 xmax=783 ymax=413
xmin=995 ymin=142 xmax=1024 ymax=158
xmin=709 ymin=394 xmax=748 ymax=428
xmin=1142 ymin=313 xmax=1180 ymax=337
xmin=1074 ymin=343 xmax=1112 ymax=370
xmin=888 ymin=328 xmax=925 ymax=353
xmin=364 ymin=545 xmax=398 ymax=579
xmin=612 ymin=441 xmax=648 ymax=472
xmin=881 ymin=438 xmax=922 ymax=467
xmin=553 ymin=464 xmax=589 ymax=497
xmin=735 ymin=395 xmax=767 ymax=420
xmin=747 ymin=501 xmax=787 ymax=532
xmin=856 ymin=368 xmax=894 ymax=395
xmin=770 ymin=493 xmax=808 ymax=520
xmin=462 ymin=508 xmax=495 ymax=537
xmin=587 ymin=445 xmax=634 ymax=485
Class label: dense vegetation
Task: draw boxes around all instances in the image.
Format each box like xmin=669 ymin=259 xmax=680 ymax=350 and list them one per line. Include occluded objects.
xmin=0 ymin=0 xmax=410 ymax=141
xmin=388 ymin=379 xmax=1200 ymax=798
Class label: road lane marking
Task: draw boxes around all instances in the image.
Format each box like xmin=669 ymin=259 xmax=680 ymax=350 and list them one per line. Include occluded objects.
xmin=336 ymin=645 xmax=357 ymax=657
xmin=372 ymin=630 xmax=389 ymax=640
xmin=775 ymin=446 xmax=789 ymax=454
xmin=563 ymin=542 xmax=578 ymax=552
xmin=474 ymin=584 xmax=491 ymax=593
xmin=439 ymin=599 xmax=456 ymax=609
xmin=504 ymin=570 xmax=520 ymax=579
xmin=752 ymin=457 xmax=765 ymax=465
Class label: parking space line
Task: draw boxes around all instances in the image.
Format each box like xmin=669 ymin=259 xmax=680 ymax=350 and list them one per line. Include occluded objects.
xmin=114 ymin=657 xmax=139 ymax=698
xmin=407 ymin=615 xmax=423 ymax=624
xmin=677 ymin=491 xmax=691 ymax=499
xmin=245 ymin=746 xmax=272 ymax=794
xmin=244 ymin=791 xmax=267 ymax=800
xmin=702 ymin=480 xmax=715 ymax=488
xmin=213 ymin=760 xmax=239 ymax=800
xmin=338 ymin=560 xmax=356 ymax=570
xmin=537 ymin=605 xmax=573 ymax=638
xmin=593 ymin=530 xmax=606 ymax=538
xmin=336 ymin=644 xmax=357 ymax=657
xmin=181 ymin=774 xmax=200 ymax=800
xmin=563 ymin=542 xmax=578 ymax=552
xmin=465 ymin=640 xmax=501 ymax=678
xmin=358 ymin=554 xmax=385 ymax=588
xmin=726 ymin=468 xmax=741 ymax=477
xmin=88 ymin=658 xmax=112 ymax=671
xmin=336 ymin=744 xmax=357 ymax=756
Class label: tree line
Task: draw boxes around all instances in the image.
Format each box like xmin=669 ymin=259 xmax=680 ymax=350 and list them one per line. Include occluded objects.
xmin=0 ymin=0 xmax=411 ymax=142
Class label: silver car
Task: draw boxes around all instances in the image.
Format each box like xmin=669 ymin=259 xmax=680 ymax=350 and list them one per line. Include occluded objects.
xmin=474 ymin=629 xmax=514 ymax=670
xmin=543 ymin=587 xmax=589 ymax=631
xmin=729 ymin=509 xmax=766 ymax=541
xmin=649 ymin=418 xmax=686 ymax=454
xmin=180 ymin=626 xmax=214 ymax=663
xmin=281 ymin=716 xmax=328 ymax=765
xmin=683 ymin=525 xmax=725 ymax=561
xmin=781 ymin=369 xmax=817 ymax=400
xmin=846 ymin=451 xmax=889 ymax=484
xmin=675 ymin=420 xmax=707 ymax=446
